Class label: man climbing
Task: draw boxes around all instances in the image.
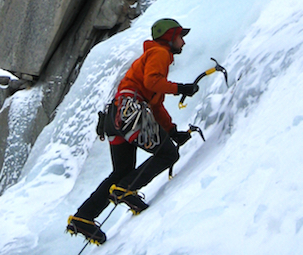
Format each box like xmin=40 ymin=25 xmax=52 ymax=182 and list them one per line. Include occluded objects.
xmin=66 ymin=18 xmax=199 ymax=245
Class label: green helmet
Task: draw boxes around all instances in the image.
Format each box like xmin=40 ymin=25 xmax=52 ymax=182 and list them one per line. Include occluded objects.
xmin=151 ymin=18 xmax=190 ymax=40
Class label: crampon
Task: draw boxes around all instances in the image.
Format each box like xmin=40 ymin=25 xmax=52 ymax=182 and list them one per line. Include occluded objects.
xmin=109 ymin=184 xmax=149 ymax=215
xmin=66 ymin=215 xmax=106 ymax=245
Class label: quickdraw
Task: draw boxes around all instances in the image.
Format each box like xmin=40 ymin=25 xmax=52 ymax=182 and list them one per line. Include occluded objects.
xmin=115 ymin=95 xmax=160 ymax=149
xmin=137 ymin=101 xmax=160 ymax=149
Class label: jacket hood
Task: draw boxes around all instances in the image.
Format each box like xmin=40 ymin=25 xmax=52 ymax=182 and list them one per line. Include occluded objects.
xmin=143 ymin=40 xmax=171 ymax=53
xmin=143 ymin=40 xmax=174 ymax=62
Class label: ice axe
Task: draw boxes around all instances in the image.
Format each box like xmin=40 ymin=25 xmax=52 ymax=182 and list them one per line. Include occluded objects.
xmin=179 ymin=58 xmax=228 ymax=109
xmin=188 ymin=124 xmax=205 ymax=142
xmin=169 ymin=124 xmax=205 ymax=180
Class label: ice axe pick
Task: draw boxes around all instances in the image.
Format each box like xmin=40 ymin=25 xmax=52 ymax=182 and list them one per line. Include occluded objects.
xmin=179 ymin=58 xmax=228 ymax=109
xmin=168 ymin=124 xmax=205 ymax=180
xmin=188 ymin=124 xmax=205 ymax=142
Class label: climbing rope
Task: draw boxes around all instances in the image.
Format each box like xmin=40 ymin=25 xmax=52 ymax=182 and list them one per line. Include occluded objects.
xmin=76 ymin=134 xmax=169 ymax=255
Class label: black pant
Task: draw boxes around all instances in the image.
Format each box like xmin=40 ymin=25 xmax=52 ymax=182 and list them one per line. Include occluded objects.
xmin=76 ymin=108 xmax=179 ymax=220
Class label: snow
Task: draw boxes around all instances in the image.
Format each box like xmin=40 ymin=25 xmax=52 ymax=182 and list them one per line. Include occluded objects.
xmin=1 ymin=0 xmax=303 ymax=254
xmin=0 ymin=69 xmax=17 ymax=79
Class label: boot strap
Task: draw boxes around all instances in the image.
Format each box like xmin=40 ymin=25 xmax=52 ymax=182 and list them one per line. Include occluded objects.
xmin=109 ymin=184 xmax=138 ymax=200
xmin=68 ymin=215 xmax=98 ymax=226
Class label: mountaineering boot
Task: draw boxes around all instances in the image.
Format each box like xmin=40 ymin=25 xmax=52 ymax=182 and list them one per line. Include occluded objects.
xmin=109 ymin=184 xmax=149 ymax=215
xmin=66 ymin=215 xmax=106 ymax=245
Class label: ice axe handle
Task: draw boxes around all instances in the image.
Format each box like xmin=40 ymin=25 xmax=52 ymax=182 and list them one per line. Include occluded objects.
xmin=178 ymin=72 xmax=209 ymax=109
xmin=179 ymin=94 xmax=187 ymax=109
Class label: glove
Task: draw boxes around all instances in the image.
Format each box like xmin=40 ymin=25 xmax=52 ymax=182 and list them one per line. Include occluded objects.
xmin=177 ymin=83 xmax=199 ymax=97
xmin=96 ymin=111 xmax=105 ymax=141
xmin=169 ymin=126 xmax=191 ymax=146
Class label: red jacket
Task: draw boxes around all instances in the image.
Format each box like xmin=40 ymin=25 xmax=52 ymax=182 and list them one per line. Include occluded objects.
xmin=116 ymin=40 xmax=178 ymax=133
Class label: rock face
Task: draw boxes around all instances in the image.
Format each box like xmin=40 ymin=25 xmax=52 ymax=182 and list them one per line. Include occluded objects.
xmin=0 ymin=0 xmax=138 ymax=78
xmin=0 ymin=0 xmax=143 ymax=194
xmin=0 ymin=0 xmax=83 ymax=77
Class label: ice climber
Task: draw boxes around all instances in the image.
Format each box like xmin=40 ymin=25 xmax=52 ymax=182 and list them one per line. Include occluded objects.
xmin=66 ymin=18 xmax=199 ymax=245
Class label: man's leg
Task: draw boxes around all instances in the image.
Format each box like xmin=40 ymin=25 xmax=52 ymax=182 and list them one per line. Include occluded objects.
xmin=75 ymin=141 xmax=136 ymax=219
xmin=118 ymin=128 xmax=179 ymax=190
xmin=67 ymin=140 xmax=136 ymax=243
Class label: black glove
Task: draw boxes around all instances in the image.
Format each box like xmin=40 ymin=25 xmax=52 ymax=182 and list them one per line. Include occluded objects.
xmin=169 ymin=126 xmax=191 ymax=146
xmin=96 ymin=111 xmax=105 ymax=141
xmin=177 ymin=83 xmax=199 ymax=97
